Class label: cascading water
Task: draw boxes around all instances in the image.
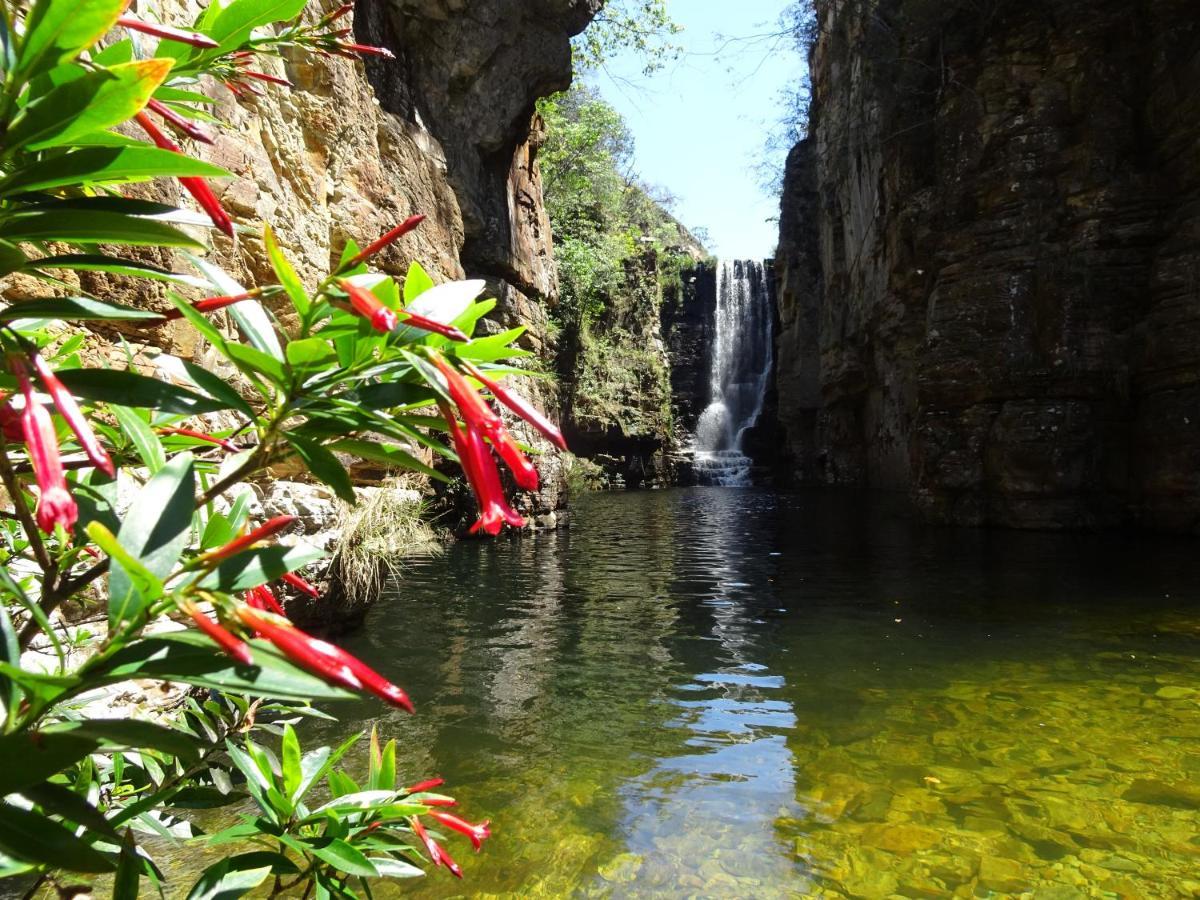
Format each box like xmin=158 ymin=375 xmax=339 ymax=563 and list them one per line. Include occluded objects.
xmin=692 ymin=259 xmax=773 ymax=486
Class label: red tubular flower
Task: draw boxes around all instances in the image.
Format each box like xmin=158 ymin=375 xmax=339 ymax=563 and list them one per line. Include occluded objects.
xmin=134 ymin=113 xmax=234 ymax=238
xmin=335 ymin=42 xmax=396 ymax=59
xmin=158 ymin=427 xmax=237 ymax=452
xmin=282 ymin=571 xmax=321 ymax=599
xmin=0 ymin=395 xmax=26 ymax=442
xmin=421 ymin=797 xmax=457 ymax=807
xmin=440 ymin=404 xmax=524 ymax=535
xmin=428 ymin=811 xmax=491 ymax=851
xmin=202 ymin=515 xmax=297 ymax=563
xmin=398 ymin=310 xmax=469 ymax=342
xmin=147 ymin=99 xmax=215 ymax=145
xmin=460 ymin=361 xmax=568 ymax=452
xmin=488 ymin=429 xmax=538 ymax=492
xmin=10 ymin=360 xmax=77 ymax=533
xmin=182 ymin=602 xmax=253 ymax=665
xmin=409 ymin=817 xmax=462 ymax=877
xmin=323 ymin=3 xmax=355 ymax=23
xmin=344 ymin=215 xmax=426 ymax=269
xmin=245 ymin=585 xmax=286 ymax=617
xmin=161 ymin=289 xmax=260 ymax=321
xmin=405 ymin=778 xmax=445 ymax=794
xmin=28 ymin=352 xmax=115 ymax=477
xmin=430 ymin=353 xmax=502 ymax=436
xmin=338 ymin=280 xmax=399 ymax=333
xmin=116 ymin=15 xmax=219 ymax=48
xmin=236 ymin=607 xmax=415 ymax=712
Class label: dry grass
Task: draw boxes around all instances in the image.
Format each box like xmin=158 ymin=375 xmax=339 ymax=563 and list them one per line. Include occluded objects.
xmin=329 ymin=483 xmax=440 ymax=601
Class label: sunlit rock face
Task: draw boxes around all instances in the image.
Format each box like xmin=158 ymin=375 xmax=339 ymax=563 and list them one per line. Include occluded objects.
xmin=774 ymin=0 xmax=1200 ymax=530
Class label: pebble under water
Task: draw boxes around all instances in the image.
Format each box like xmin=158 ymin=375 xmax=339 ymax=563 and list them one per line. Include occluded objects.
xmin=308 ymin=489 xmax=1200 ymax=897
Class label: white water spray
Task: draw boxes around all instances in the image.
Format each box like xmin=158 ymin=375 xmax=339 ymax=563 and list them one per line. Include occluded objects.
xmin=692 ymin=260 xmax=773 ymax=486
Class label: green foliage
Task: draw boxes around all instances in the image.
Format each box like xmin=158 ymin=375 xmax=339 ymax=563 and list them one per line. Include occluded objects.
xmin=573 ymin=0 xmax=683 ymax=76
xmin=538 ymin=84 xmax=702 ymax=333
xmin=0 ymin=1 xmax=537 ymax=895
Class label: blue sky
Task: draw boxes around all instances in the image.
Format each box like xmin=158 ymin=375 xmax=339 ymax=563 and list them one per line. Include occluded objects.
xmin=587 ymin=1 xmax=806 ymax=260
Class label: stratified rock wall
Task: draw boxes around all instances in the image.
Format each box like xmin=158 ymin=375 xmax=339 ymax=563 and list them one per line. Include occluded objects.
xmin=775 ymin=0 xmax=1200 ymax=531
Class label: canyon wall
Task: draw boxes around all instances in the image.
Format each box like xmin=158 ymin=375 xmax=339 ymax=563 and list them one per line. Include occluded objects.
xmin=67 ymin=0 xmax=600 ymax=523
xmin=775 ymin=0 xmax=1200 ymax=530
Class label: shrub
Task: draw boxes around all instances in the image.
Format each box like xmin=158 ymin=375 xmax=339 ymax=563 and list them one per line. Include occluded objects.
xmin=0 ymin=0 xmax=566 ymax=895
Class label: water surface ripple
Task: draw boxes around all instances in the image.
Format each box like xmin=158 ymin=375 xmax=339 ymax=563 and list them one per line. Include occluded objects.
xmin=319 ymin=489 xmax=1200 ymax=898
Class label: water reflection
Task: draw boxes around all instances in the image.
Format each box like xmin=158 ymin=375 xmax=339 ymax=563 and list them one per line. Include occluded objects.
xmin=313 ymin=488 xmax=1200 ymax=898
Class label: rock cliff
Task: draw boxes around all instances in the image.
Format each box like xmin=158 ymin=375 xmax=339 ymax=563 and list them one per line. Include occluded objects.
xmin=774 ymin=0 xmax=1200 ymax=531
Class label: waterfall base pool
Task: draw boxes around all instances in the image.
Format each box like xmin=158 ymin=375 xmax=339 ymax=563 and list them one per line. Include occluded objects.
xmin=305 ymin=489 xmax=1200 ymax=897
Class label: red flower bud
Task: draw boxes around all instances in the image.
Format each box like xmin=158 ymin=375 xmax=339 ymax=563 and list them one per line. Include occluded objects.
xmin=489 ymin=429 xmax=538 ymax=492
xmin=398 ymin=310 xmax=469 ymax=342
xmin=0 ymin=396 xmax=22 ymax=442
xmin=117 ymin=15 xmax=219 ymax=48
xmin=203 ymin=516 xmax=297 ymax=563
xmin=324 ymin=3 xmax=355 ymax=23
xmin=236 ymin=607 xmax=415 ymax=712
xmin=428 ymin=811 xmax=491 ymax=851
xmin=28 ymin=352 xmax=115 ymax=477
xmin=240 ymin=70 xmax=291 ymax=87
xmin=158 ymin=427 xmax=237 ymax=452
xmin=281 ymin=571 xmax=321 ymax=599
xmin=421 ymin=796 xmax=457 ymax=807
xmin=343 ymin=215 xmax=426 ymax=269
xmin=161 ymin=289 xmax=260 ymax=321
xmin=134 ymin=113 xmax=234 ymax=237
xmin=182 ymin=601 xmax=253 ymax=665
xmin=147 ymin=99 xmax=215 ymax=145
xmin=245 ymin=584 xmax=286 ymax=617
xmin=405 ymin=778 xmax=445 ymax=794
xmin=460 ymin=361 xmax=568 ymax=452
xmin=335 ymin=42 xmax=396 ymax=59
xmin=338 ymin=280 xmax=399 ymax=333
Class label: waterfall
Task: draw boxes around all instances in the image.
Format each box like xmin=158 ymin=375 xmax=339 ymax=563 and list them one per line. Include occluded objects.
xmin=692 ymin=260 xmax=773 ymax=487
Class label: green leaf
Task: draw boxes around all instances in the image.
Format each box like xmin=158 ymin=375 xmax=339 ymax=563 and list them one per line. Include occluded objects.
xmin=181 ymin=362 xmax=255 ymax=417
xmin=17 ymin=0 xmax=128 ymax=79
xmin=281 ymin=725 xmax=302 ymax=801
xmin=284 ymin=434 xmax=355 ymax=503
xmin=98 ymin=632 xmax=358 ymax=702
xmin=57 ymin=370 xmax=231 ymax=415
xmin=198 ymin=544 xmax=325 ymax=593
xmin=87 ymin=522 xmax=165 ymax=626
xmin=308 ymin=839 xmax=378 ymax=878
xmin=112 ymin=829 xmax=142 ymax=900
xmin=0 ymin=210 xmax=205 ymax=249
xmin=7 ymin=60 xmax=172 ymax=151
xmin=0 ymin=296 xmax=163 ymax=323
xmin=0 ymin=732 xmax=98 ymax=795
xmin=0 ymin=802 xmax=114 ymax=873
xmin=295 ymin=734 xmax=361 ymax=805
xmin=111 ymin=405 xmax=166 ymax=473
xmin=366 ymin=857 xmax=424 ymax=878
xmin=354 ymin=382 xmax=434 ymax=410
xmin=454 ymin=326 xmax=531 ymax=363
xmin=265 ymin=225 xmax=310 ymax=317
xmin=27 ymin=254 xmax=207 ymax=288
xmin=45 ymin=718 xmax=200 ymax=764
xmin=393 ymin=279 xmax=485 ymax=344
xmin=186 ymin=855 xmax=274 ymax=900
xmin=402 ymin=261 xmax=435 ymax=303
xmin=225 ymin=342 xmax=288 ymax=389
xmin=0 ymin=241 xmax=27 ymax=277
xmin=107 ymin=453 xmax=195 ymax=628
xmin=21 ymin=782 xmax=119 ymax=840
xmin=0 ymin=603 xmax=19 ymax=718
xmin=285 ymin=338 xmax=337 ymax=379
xmin=0 ymin=147 xmax=229 ymax=196
xmin=326 ymin=439 xmax=449 ymax=484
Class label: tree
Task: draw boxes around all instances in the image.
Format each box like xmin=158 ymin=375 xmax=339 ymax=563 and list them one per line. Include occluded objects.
xmin=573 ymin=0 xmax=683 ymax=76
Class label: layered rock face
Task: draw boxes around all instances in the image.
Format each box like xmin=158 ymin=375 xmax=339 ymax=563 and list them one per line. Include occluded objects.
xmin=65 ymin=0 xmax=595 ymax=523
xmin=775 ymin=0 xmax=1200 ymax=530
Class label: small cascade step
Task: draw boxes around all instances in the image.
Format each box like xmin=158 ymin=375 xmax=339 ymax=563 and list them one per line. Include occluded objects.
xmin=693 ymin=449 xmax=753 ymax=487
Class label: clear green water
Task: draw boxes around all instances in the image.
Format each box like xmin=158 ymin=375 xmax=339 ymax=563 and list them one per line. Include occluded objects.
xmin=300 ymin=489 xmax=1200 ymax=897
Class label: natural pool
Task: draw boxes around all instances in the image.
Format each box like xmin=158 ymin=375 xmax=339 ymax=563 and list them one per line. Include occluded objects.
xmin=307 ymin=488 xmax=1200 ymax=898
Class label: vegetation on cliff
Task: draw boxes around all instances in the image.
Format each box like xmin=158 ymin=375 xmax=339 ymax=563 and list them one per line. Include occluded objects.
xmin=537 ymin=84 xmax=705 ymax=475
